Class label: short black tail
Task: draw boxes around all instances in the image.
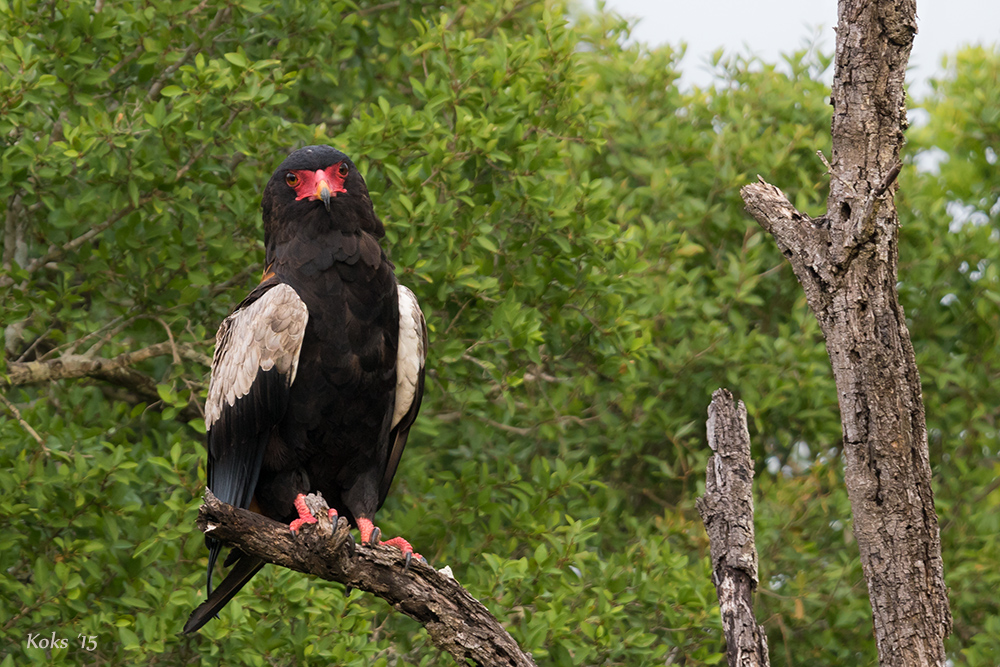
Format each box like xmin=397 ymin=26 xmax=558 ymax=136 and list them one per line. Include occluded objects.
xmin=182 ymin=553 xmax=265 ymax=634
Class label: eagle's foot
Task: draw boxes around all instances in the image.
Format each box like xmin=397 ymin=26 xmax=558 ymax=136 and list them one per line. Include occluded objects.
xmin=289 ymin=494 xmax=340 ymax=531
xmin=356 ymin=518 xmax=425 ymax=568
xmin=289 ymin=493 xmax=318 ymax=531
xmin=382 ymin=536 xmax=427 ymax=571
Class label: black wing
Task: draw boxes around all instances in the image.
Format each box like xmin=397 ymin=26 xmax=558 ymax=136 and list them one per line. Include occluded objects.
xmin=378 ymin=284 xmax=427 ymax=508
xmin=205 ymin=281 xmax=308 ymax=517
xmin=184 ymin=280 xmax=308 ymax=634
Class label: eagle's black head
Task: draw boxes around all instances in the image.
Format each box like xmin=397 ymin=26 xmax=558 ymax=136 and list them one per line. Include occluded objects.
xmin=261 ymin=145 xmax=384 ymax=241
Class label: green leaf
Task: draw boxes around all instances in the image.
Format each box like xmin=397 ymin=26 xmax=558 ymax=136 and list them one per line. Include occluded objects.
xmin=475 ymin=236 xmax=498 ymax=253
xmin=224 ymin=52 xmax=248 ymax=68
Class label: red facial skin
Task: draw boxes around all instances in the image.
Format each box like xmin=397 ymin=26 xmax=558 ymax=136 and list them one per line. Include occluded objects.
xmin=286 ymin=163 xmax=348 ymax=203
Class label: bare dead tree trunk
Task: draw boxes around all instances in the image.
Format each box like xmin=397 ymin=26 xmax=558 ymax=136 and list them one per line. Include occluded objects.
xmin=739 ymin=1 xmax=952 ymax=664
xmin=697 ymin=389 xmax=770 ymax=667
xmin=194 ymin=490 xmax=537 ymax=667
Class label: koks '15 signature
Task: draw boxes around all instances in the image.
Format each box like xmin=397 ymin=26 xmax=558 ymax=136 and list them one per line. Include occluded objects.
xmin=25 ymin=632 xmax=97 ymax=651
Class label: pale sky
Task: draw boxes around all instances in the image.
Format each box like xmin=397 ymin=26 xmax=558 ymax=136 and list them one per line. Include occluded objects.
xmin=588 ymin=0 xmax=1000 ymax=99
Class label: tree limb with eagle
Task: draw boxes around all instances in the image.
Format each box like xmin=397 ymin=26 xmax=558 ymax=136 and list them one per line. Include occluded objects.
xmin=173 ymin=145 xmax=536 ymax=665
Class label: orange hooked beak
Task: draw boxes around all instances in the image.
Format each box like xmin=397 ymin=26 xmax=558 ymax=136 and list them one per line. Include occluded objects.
xmin=316 ymin=179 xmax=332 ymax=212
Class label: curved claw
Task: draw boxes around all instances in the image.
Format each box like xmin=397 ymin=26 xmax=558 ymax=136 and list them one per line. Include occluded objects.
xmin=402 ymin=552 xmax=429 ymax=571
xmin=368 ymin=526 xmax=381 ymax=546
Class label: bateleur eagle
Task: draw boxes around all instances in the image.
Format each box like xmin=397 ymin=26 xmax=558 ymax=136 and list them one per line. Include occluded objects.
xmin=183 ymin=146 xmax=427 ymax=634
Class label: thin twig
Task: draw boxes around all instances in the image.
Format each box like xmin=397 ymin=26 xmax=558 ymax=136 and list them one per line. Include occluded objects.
xmin=154 ymin=317 xmax=182 ymax=365
xmin=872 ymin=161 xmax=902 ymax=199
xmin=107 ymin=43 xmax=144 ymax=79
xmin=444 ymin=5 xmax=467 ymax=32
xmin=816 ymin=150 xmax=857 ymax=196
xmin=147 ymin=7 xmax=231 ymax=101
xmin=355 ymin=1 xmax=400 ymax=17
xmin=0 ymin=194 xmax=159 ymax=289
xmin=841 ymin=160 xmax=904 ymax=273
xmin=174 ymin=108 xmax=241 ymax=182
xmin=184 ymin=0 xmax=209 ymax=19
xmin=210 ymin=262 xmax=262 ymax=297
xmin=2 ymin=193 xmax=26 ymax=270
xmin=435 ymin=412 xmax=535 ymax=437
xmin=15 ymin=324 xmax=54 ymax=363
xmin=478 ymin=0 xmax=531 ymax=37
xmin=56 ymin=313 xmax=133 ymax=359
xmin=0 ymin=393 xmax=48 ymax=450
xmin=443 ymin=298 xmax=473 ymax=336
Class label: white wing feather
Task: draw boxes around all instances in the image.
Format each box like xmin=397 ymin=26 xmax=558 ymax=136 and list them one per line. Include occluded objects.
xmin=392 ymin=284 xmax=426 ymax=428
xmin=205 ymin=284 xmax=309 ymax=429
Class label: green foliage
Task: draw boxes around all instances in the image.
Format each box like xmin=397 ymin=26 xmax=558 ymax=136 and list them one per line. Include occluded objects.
xmin=0 ymin=0 xmax=997 ymax=663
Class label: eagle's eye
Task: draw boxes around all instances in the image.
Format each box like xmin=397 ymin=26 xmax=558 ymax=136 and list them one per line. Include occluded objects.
xmin=285 ymin=172 xmax=299 ymax=187
xmin=338 ymin=163 xmax=349 ymax=177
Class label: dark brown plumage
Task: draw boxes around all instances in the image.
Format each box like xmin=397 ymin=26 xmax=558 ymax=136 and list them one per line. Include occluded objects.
xmin=183 ymin=146 xmax=426 ymax=634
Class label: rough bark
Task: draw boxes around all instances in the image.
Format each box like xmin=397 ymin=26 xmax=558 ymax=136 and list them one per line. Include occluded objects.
xmin=196 ymin=490 xmax=537 ymax=667
xmin=697 ymin=389 xmax=769 ymax=667
xmin=739 ymin=1 xmax=951 ymax=664
xmin=4 ymin=341 xmax=207 ymax=421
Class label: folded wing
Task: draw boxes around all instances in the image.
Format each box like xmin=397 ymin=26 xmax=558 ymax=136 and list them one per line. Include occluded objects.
xmin=379 ymin=284 xmax=427 ymax=508
xmin=204 ymin=281 xmax=308 ymax=587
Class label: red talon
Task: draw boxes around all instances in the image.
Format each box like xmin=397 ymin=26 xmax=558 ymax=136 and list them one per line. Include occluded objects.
xmin=289 ymin=494 xmax=318 ymax=531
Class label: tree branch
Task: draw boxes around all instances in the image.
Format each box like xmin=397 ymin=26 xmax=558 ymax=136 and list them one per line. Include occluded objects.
xmin=173 ymin=107 xmax=241 ymax=182
xmin=354 ymin=1 xmax=400 ymax=17
xmin=4 ymin=341 xmax=208 ymax=421
xmin=5 ymin=341 xmax=202 ymax=386
xmin=196 ymin=490 xmax=537 ymax=667
xmin=697 ymin=389 xmax=769 ymax=667
xmin=0 ymin=392 xmax=48 ymax=449
xmin=0 ymin=194 xmax=158 ymax=289
xmin=740 ymin=177 xmax=835 ymax=309
xmin=147 ymin=7 xmax=231 ymax=101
